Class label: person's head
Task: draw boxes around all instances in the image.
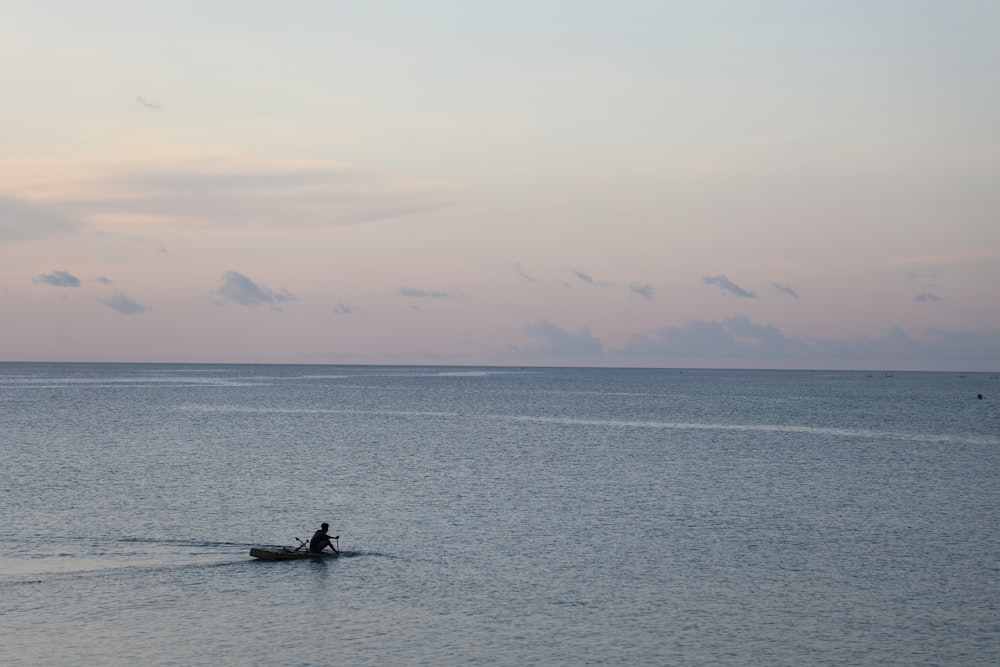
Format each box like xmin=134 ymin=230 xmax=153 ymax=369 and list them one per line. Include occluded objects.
xmin=321 ymin=522 xmax=329 ymax=531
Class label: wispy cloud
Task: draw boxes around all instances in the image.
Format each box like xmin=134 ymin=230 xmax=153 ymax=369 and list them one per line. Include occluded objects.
xmin=332 ymin=302 xmax=357 ymax=314
xmin=910 ymin=269 xmax=939 ymax=295
xmin=120 ymin=234 xmax=169 ymax=255
xmin=571 ymin=270 xmax=611 ymax=288
xmin=215 ymin=271 xmax=298 ymax=310
xmin=59 ymin=158 xmax=458 ymax=230
xmin=33 ymin=270 xmax=80 ymax=288
xmin=0 ymin=196 xmax=82 ymax=242
xmin=514 ymin=262 xmax=536 ymax=283
xmin=773 ymin=283 xmax=799 ymax=299
xmin=135 ymin=95 xmax=163 ymax=110
xmin=703 ymin=275 xmax=758 ymax=298
xmin=399 ymin=287 xmax=453 ymax=299
xmin=127 ymin=236 xmax=168 ymax=255
xmin=99 ymin=291 xmax=150 ymax=315
xmin=629 ymin=283 xmax=655 ymax=300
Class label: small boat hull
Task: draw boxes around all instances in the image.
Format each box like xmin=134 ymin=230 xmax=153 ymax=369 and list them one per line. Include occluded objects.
xmin=250 ymin=547 xmax=339 ymax=561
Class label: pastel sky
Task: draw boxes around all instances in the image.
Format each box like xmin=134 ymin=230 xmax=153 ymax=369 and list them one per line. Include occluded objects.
xmin=3 ymin=1 xmax=999 ymax=370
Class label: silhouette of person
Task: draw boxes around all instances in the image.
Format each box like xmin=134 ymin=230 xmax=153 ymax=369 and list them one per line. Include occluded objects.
xmin=309 ymin=522 xmax=340 ymax=554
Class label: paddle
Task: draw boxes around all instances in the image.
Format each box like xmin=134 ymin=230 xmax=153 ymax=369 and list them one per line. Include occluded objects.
xmin=296 ymin=533 xmax=339 ymax=554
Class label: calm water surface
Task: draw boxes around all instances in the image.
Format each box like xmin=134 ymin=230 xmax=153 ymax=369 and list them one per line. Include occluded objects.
xmin=1 ymin=363 xmax=997 ymax=665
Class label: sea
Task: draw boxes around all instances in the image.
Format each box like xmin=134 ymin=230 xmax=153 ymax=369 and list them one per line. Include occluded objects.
xmin=0 ymin=363 xmax=997 ymax=666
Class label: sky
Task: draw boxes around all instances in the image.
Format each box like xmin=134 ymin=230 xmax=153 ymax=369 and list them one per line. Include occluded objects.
xmin=2 ymin=1 xmax=999 ymax=370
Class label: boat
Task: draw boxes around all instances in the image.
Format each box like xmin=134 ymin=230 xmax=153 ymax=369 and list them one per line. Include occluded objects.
xmin=249 ymin=546 xmax=338 ymax=561
xmin=250 ymin=536 xmax=340 ymax=561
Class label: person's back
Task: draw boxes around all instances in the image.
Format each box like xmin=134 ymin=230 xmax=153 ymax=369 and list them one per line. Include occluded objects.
xmin=309 ymin=522 xmax=338 ymax=553
xmin=309 ymin=527 xmax=328 ymax=553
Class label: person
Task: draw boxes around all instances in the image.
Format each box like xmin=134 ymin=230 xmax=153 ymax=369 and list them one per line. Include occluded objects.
xmin=309 ymin=522 xmax=339 ymax=554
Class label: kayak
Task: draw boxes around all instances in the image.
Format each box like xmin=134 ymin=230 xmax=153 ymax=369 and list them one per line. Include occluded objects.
xmin=251 ymin=534 xmax=340 ymax=561
xmin=250 ymin=546 xmax=339 ymax=561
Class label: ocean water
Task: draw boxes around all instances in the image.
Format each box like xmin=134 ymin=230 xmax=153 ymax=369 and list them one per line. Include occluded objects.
xmin=0 ymin=363 xmax=997 ymax=666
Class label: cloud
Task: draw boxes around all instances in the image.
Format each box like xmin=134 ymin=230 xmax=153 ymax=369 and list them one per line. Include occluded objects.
xmin=617 ymin=315 xmax=1000 ymax=367
xmin=572 ymin=270 xmax=610 ymax=288
xmin=99 ymin=291 xmax=150 ymax=315
xmin=773 ymin=283 xmax=799 ymax=299
xmin=918 ymin=328 xmax=1000 ymax=362
xmin=61 ymin=159 xmax=457 ymax=230
xmin=629 ymin=283 xmax=655 ymax=300
xmin=621 ymin=314 xmax=806 ymax=360
xmin=135 ymin=96 xmax=163 ymax=110
xmin=703 ymin=275 xmax=758 ymax=298
xmin=215 ymin=271 xmax=298 ymax=310
xmin=33 ymin=270 xmax=81 ymax=288
xmin=910 ymin=269 xmax=939 ymax=294
xmin=332 ymin=302 xmax=357 ymax=314
xmin=126 ymin=236 xmax=168 ymax=255
xmin=399 ymin=287 xmax=452 ymax=299
xmin=514 ymin=262 xmax=536 ymax=283
xmin=0 ymin=196 xmax=82 ymax=242
xmin=522 ymin=319 xmax=603 ymax=356
xmin=813 ymin=325 xmax=1000 ymax=366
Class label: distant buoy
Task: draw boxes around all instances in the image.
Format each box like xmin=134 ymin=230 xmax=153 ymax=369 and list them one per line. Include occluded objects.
xmin=977 ymin=394 xmax=984 ymax=400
